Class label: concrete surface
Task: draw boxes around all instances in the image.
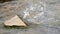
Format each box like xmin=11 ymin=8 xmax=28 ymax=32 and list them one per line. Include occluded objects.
xmin=0 ymin=0 xmax=60 ymax=34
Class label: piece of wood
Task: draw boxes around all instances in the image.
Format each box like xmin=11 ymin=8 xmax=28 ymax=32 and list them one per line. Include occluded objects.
xmin=4 ymin=15 xmax=27 ymax=27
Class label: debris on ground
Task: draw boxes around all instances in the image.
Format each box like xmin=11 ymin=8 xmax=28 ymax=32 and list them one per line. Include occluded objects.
xmin=4 ymin=15 xmax=27 ymax=27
